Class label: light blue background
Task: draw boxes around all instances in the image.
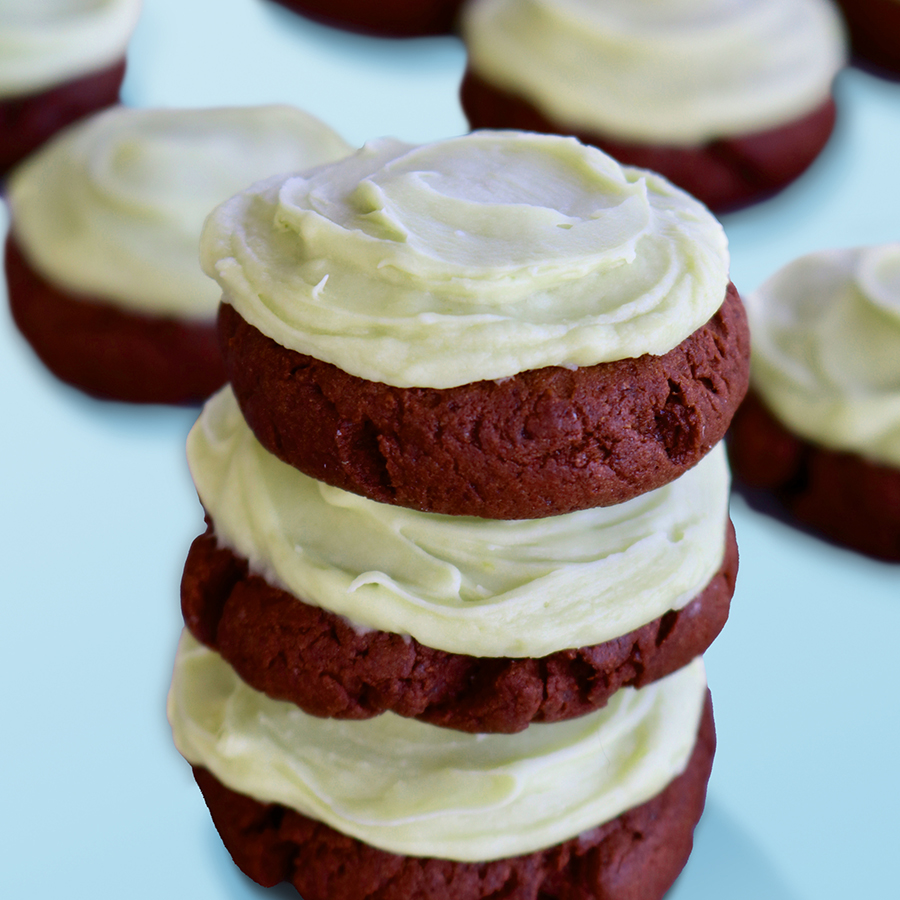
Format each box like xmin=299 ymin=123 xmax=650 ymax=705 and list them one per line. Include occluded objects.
xmin=1 ymin=1 xmax=898 ymax=898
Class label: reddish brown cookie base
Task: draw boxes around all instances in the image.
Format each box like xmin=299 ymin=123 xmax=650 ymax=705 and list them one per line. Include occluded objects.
xmin=5 ymin=235 xmax=227 ymax=405
xmin=834 ymin=0 xmax=900 ymax=78
xmin=729 ymin=391 xmax=900 ymax=562
xmin=266 ymin=0 xmax=464 ymax=36
xmin=182 ymin=518 xmax=736 ymax=733
xmin=219 ymin=284 xmax=748 ymax=519
xmin=0 ymin=59 xmax=126 ymax=177
xmin=460 ymin=69 xmax=837 ymax=213
xmin=192 ymin=695 xmax=715 ymax=900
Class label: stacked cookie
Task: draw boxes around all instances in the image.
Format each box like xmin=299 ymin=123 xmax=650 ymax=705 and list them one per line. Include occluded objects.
xmin=168 ymin=131 xmax=750 ymax=899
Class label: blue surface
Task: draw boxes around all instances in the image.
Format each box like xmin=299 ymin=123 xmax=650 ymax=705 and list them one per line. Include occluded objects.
xmin=1 ymin=1 xmax=898 ymax=897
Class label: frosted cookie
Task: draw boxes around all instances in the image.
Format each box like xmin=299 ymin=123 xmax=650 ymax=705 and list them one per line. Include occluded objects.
xmin=460 ymin=0 xmax=847 ymax=212
xmin=169 ymin=633 xmax=716 ymax=900
xmin=202 ymin=131 xmax=749 ymax=517
xmin=833 ymin=0 xmax=900 ymax=76
xmin=0 ymin=0 xmax=141 ymax=175
xmin=728 ymin=244 xmax=900 ymax=561
xmin=264 ymin=0 xmax=464 ymax=37
xmin=5 ymin=104 xmax=352 ymax=404
xmin=180 ymin=386 xmax=736 ymax=732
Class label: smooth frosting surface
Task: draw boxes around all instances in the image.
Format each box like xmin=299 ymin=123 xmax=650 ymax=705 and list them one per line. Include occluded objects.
xmin=7 ymin=105 xmax=352 ymax=319
xmin=463 ymin=0 xmax=846 ymax=144
xmin=200 ymin=130 xmax=729 ymax=388
xmin=0 ymin=0 xmax=142 ymax=98
xmin=748 ymin=244 xmax=900 ymax=467
xmin=188 ymin=387 xmax=731 ymax=658
xmin=169 ymin=632 xmax=708 ymax=861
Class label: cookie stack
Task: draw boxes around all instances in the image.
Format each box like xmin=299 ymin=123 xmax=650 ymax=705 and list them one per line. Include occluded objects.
xmin=168 ymin=130 xmax=750 ymax=899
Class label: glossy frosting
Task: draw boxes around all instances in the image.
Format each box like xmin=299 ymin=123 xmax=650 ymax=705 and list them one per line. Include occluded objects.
xmin=200 ymin=130 xmax=729 ymax=388
xmin=188 ymin=387 xmax=731 ymax=658
xmin=0 ymin=0 xmax=142 ymax=99
xmin=462 ymin=0 xmax=846 ymax=145
xmin=748 ymin=244 xmax=900 ymax=467
xmin=169 ymin=632 xmax=708 ymax=861
xmin=7 ymin=105 xmax=352 ymax=319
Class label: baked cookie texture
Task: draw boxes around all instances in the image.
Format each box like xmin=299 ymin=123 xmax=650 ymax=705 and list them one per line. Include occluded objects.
xmin=5 ymin=104 xmax=351 ymax=404
xmin=0 ymin=0 xmax=140 ymax=175
xmin=729 ymin=244 xmax=900 ymax=561
xmin=266 ymin=0 xmax=465 ymax=36
xmin=460 ymin=0 xmax=847 ymax=212
xmin=833 ymin=0 xmax=900 ymax=77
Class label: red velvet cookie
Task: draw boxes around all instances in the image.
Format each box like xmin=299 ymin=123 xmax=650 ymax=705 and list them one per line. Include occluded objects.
xmin=191 ymin=694 xmax=715 ymax=900
xmin=5 ymin=235 xmax=226 ymax=405
xmin=834 ymin=0 xmax=900 ymax=77
xmin=182 ymin=519 xmax=737 ymax=733
xmin=219 ymin=283 xmax=749 ymax=519
xmin=461 ymin=70 xmax=838 ymax=214
xmin=266 ymin=0 xmax=464 ymax=36
xmin=729 ymin=391 xmax=900 ymax=562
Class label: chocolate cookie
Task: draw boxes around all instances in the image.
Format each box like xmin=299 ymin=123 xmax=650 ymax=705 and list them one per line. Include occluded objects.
xmin=266 ymin=0 xmax=464 ymax=36
xmin=0 ymin=60 xmax=125 ymax=177
xmin=191 ymin=694 xmax=714 ymax=900
xmin=5 ymin=235 xmax=226 ymax=405
xmin=729 ymin=391 xmax=900 ymax=562
xmin=834 ymin=0 xmax=900 ymax=77
xmin=460 ymin=70 xmax=837 ymax=214
xmin=182 ymin=519 xmax=736 ymax=733
xmin=219 ymin=283 xmax=749 ymax=519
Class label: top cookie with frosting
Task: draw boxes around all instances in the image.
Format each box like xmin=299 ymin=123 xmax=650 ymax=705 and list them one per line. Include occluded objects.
xmin=201 ymin=130 xmax=730 ymax=389
xmin=0 ymin=0 xmax=142 ymax=99
xmin=461 ymin=0 xmax=846 ymax=146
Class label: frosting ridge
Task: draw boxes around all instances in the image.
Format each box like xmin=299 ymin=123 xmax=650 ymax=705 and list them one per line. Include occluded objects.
xmin=748 ymin=244 xmax=900 ymax=467
xmin=168 ymin=632 xmax=708 ymax=861
xmin=462 ymin=0 xmax=846 ymax=144
xmin=7 ymin=105 xmax=352 ymax=319
xmin=200 ymin=131 xmax=729 ymax=388
xmin=0 ymin=0 xmax=142 ymax=99
xmin=187 ymin=387 xmax=731 ymax=658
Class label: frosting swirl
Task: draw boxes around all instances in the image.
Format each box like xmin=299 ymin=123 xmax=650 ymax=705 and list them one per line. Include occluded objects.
xmin=7 ymin=105 xmax=352 ymax=320
xmin=168 ymin=632 xmax=708 ymax=862
xmin=0 ymin=0 xmax=142 ymax=99
xmin=200 ymin=131 xmax=729 ymax=388
xmin=187 ymin=387 xmax=731 ymax=658
xmin=462 ymin=0 xmax=846 ymax=144
xmin=748 ymin=244 xmax=900 ymax=467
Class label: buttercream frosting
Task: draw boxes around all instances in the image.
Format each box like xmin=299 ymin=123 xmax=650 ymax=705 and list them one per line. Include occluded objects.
xmin=187 ymin=386 xmax=731 ymax=658
xmin=747 ymin=244 xmax=900 ymax=468
xmin=462 ymin=0 xmax=846 ymax=145
xmin=200 ymin=130 xmax=730 ymax=388
xmin=7 ymin=105 xmax=352 ymax=320
xmin=0 ymin=0 xmax=142 ymax=99
xmin=168 ymin=632 xmax=708 ymax=862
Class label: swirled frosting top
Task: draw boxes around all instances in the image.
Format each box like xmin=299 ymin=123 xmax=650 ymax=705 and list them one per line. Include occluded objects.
xmin=168 ymin=632 xmax=708 ymax=861
xmin=199 ymin=130 xmax=729 ymax=388
xmin=188 ymin=387 xmax=730 ymax=658
xmin=748 ymin=244 xmax=900 ymax=467
xmin=7 ymin=105 xmax=352 ymax=320
xmin=462 ymin=0 xmax=846 ymax=145
xmin=0 ymin=0 xmax=142 ymax=99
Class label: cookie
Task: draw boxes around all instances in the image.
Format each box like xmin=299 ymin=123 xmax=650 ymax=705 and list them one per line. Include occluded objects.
xmin=200 ymin=131 xmax=745 ymax=517
xmin=460 ymin=0 xmax=846 ymax=212
xmin=265 ymin=0 xmax=464 ymax=37
xmin=729 ymin=244 xmax=900 ymax=561
xmin=0 ymin=0 xmax=140 ymax=174
xmin=5 ymin=104 xmax=352 ymax=404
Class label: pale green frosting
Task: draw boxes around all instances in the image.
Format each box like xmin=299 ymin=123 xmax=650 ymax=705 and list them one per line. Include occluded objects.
xmin=748 ymin=244 xmax=900 ymax=468
xmin=462 ymin=0 xmax=846 ymax=145
xmin=199 ymin=130 xmax=729 ymax=389
xmin=7 ymin=105 xmax=352 ymax=320
xmin=168 ymin=632 xmax=708 ymax=861
xmin=187 ymin=387 xmax=730 ymax=658
xmin=0 ymin=0 xmax=142 ymax=99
